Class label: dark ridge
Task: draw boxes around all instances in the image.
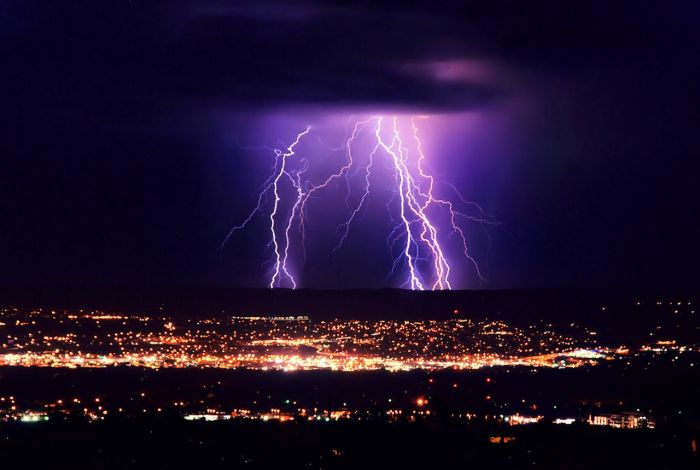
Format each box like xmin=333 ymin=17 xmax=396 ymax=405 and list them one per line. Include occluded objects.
xmin=0 ymin=286 xmax=696 ymax=327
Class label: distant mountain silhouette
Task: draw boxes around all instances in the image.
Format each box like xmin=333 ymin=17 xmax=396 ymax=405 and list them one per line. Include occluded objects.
xmin=1 ymin=286 xmax=696 ymax=332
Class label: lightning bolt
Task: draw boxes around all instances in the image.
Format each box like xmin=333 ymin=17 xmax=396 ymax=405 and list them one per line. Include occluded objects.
xmin=295 ymin=117 xmax=373 ymax=257
xmin=410 ymin=117 xmax=488 ymax=282
xmin=223 ymin=116 xmax=493 ymax=290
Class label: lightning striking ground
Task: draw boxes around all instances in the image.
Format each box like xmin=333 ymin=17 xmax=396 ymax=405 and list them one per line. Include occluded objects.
xmin=224 ymin=116 xmax=494 ymax=290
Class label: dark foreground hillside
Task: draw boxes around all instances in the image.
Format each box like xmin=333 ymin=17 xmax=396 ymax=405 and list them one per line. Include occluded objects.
xmin=0 ymin=419 xmax=697 ymax=470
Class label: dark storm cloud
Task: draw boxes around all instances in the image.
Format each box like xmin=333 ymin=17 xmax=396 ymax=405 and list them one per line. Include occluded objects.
xmin=0 ymin=0 xmax=494 ymax=117
xmin=3 ymin=0 xmax=697 ymax=118
xmin=3 ymin=0 xmax=697 ymax=117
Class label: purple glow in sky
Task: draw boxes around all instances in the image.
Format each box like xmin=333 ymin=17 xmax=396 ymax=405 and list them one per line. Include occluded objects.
xmin=223 ymin=113 xmax=498 ymax=290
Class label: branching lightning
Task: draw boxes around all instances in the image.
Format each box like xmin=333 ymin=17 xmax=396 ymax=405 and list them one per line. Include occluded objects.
xmin=224 ymin=116 xmax=495 ymax=290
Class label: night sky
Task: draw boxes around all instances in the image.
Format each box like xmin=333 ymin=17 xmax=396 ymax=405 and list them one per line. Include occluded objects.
xmin=1 ymin=1 xmax=699 ymax=289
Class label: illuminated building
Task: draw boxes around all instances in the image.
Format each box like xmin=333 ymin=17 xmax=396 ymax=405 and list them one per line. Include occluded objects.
xmin=588 ymin=412 xmax=655 ymax=429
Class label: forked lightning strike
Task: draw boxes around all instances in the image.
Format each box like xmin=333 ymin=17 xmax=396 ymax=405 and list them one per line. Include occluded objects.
xmin=223 ymin=116 xmax=493 ymax=290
